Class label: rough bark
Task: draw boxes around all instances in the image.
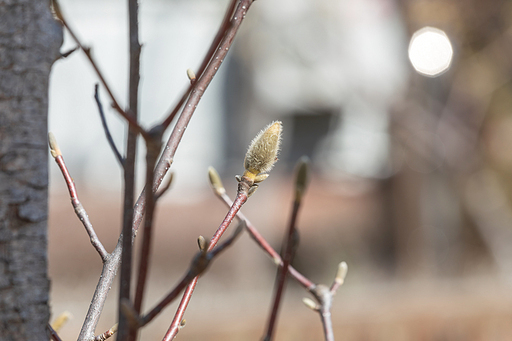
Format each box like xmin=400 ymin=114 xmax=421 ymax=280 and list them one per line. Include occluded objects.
xmin=0 ymin=1 xmax=62 ymax=340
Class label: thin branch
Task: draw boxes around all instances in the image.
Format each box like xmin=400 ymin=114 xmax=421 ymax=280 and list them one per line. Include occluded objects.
xmin=48 ymin=133 xmax=108 ymax=262
xmin=304 ymin=263 xmax=348 ymax=341
xmin=94 ymin=84 xmax=125 ymax=167
xmin=94 ymin=324 xmax=118 ymax=341
xmin=134 ymin=129 xmax=163 ymax=314
xmin=162 ymin=190 xmax=249 ymax=340
xmin=71 ymin=0 xmax=255 ymax=338
xmin=48 ymin=324 xmax=64 ymax=341
xmin=51 ymin=0 xmax=147 ymax=138
xmin=263 ymin=158 xmax=309 ymax=341
xmin=140 ymin=221 xmax=245 ymax=327
xmin=117 ymin=0 xmax=142 ymax=339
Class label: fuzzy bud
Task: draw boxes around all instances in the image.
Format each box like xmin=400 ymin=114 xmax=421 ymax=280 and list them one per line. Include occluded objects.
xmin=48 ymin=132 xmax=62 ymax=158
xmin=294 ymin=156 xmax=310 ymax=202
xmin=335 ymin=261 xmax=348 ymax=285
xmin=243 ymin=121 xmax=282 ymax=179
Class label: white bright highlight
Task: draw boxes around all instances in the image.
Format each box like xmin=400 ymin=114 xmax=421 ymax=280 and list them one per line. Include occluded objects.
xmin=408 ymin=27 xmax=453 ymax=77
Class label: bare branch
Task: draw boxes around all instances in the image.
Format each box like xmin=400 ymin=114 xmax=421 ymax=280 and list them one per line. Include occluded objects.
xmin=134 ymin=130 xmax=163 ymax=315
xmin=117 ymin=0 xmax=142 ymax=339
xmin=71 ymin=0 xmax=256 ymax=337
xmin=162 ymin=191 xmax=248 ymax=340
xmin=304 ymin=262 xmax=348 ymax=341
xmin=94 ymin=84 xmax=124 ymax=167
xmin=140 ymin=221 xmax=244 ymax=327
xmin=48 ymin=133 xmax=108 ymax=262
xmin=263 ymin=158 xmax=310 ymax=341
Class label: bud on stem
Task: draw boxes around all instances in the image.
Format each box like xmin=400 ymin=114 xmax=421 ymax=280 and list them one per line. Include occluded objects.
xmin=242 ymin=121 xmax=282 ymax=184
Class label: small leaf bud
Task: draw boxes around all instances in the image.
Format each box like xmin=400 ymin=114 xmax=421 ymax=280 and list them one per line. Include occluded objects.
xmin=48 ymin=132 xmax=62 ymax=158
xmin=208 ymin=166 xmax=226 ymax=196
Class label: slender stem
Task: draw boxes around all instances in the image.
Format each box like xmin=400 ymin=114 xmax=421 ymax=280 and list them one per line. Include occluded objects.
xmin=118 ymin=0 xmax=141 ymax=340
xmin=319 ymin=309 xmax=334 ymax=341
xmin=162 ymin=191 xmax=248 ymax=340
xmin=264 ymin=200 xmax=301 ymax=341
xmin=78 ymin=251 xmax=121 ymax=340
xmin=219 ymin=192 xmax=314 ymax=290
xmin=141 ymin=273 xmax=193 ymax=327
xmin=140 ymin=221 xmax=241 ymax=328
xmin=134 ymin=134 xmax=162 ymax=313
xmin=52 ymin=154 xmax=108 ymax=261
xmin=94 ymin=83 xmax=124 ymax=166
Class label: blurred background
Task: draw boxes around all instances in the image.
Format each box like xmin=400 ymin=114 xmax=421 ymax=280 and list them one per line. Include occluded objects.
xmin=48 ymin=0 xmax=512 ymax=339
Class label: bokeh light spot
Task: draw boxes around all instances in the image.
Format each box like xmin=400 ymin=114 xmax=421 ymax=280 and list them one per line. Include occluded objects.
xmin=408 ymin=27 xmax=453 ymax=77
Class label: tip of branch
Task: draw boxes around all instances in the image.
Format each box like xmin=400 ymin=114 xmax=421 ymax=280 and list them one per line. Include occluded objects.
xmin=197 ymin=235 xmax=207 ymax=252
xmin=272 ymin=256 xmax=282 ymax=266
xmin=302 ymin=297 xmax=319 ymax=311
xmin=335 ymin=261 xmax=348 ymax=285
xmin=187 ymin=69 xmax=196 ymax=83
xmin=294 ymin=156 xmax=310 ymax=202
xmin=208 ymin=166 xmax=226 ymax=196
xmin=48 ymin=132 xmax=62 ymax=158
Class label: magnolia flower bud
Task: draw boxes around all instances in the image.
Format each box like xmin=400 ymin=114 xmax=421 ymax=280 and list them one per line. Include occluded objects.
xmin=243 ymin=121 xmax=282 ymax=180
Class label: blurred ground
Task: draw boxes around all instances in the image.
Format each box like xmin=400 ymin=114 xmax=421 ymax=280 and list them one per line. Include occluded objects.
xmin=48 ymin=173 xmax=512 ymax=340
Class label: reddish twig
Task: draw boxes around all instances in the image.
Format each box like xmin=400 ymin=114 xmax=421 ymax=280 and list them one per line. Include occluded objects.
xmin=134 ymin=129 xmax=163 ymax=315
xmin=48 ymin=133 xmax=108 ymax=262
xmin=94 ymin=324 xmax=118 ymax=341
xmin=162 ymin=191 xmax=249 ymax=340
xmin=162 ymin=121 xmax=283 ymax=340
xmin=94 ymin=84 xmax=124 ymax=167
xmin=263 ymin=158 xmax=309 ymax=341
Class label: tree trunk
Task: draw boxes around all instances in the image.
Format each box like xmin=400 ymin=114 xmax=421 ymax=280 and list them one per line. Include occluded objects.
xmin=0 ymin=1 xmax=62 ymax=340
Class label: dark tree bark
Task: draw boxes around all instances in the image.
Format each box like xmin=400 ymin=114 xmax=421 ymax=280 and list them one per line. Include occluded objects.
xmin=0 ymin=1 xmax=62 ymax=340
